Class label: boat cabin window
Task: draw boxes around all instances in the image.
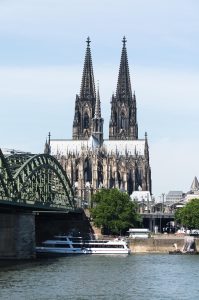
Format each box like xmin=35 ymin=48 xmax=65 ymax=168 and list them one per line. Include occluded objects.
xmin=82 ymin=244 xmax=124 ymax=248
xmin=72 ymin=244 xmax=83 ymax=248
xmin=70 ymin=238 xmax=83 ymax=243
xmin=54 ymin=237 xmax=68 ymax=241
xmin=44 ymin=243 xmax=70 ymax=248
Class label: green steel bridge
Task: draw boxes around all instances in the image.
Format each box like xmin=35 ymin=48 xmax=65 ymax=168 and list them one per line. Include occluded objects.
xmin=0 ymin=148 xmax=76 ymax=211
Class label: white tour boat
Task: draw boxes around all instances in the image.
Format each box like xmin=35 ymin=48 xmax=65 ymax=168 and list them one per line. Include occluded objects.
xmin=36 ymin=235 xmax=130 ymax=256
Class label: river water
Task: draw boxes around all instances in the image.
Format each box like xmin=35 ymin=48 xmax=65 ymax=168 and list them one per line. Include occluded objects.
xmin=0 ymin=254 xmax=199 ymax=300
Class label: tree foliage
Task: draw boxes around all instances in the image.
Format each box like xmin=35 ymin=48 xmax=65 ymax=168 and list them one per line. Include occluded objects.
xmin=90 ymin=188 xmax=141 ymax=235
xmin=175 ymin=198 xmax=199 ymax=228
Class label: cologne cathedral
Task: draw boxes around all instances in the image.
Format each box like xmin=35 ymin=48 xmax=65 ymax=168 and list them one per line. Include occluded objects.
xmin=46 ymin=37 xmax=152 ymax=201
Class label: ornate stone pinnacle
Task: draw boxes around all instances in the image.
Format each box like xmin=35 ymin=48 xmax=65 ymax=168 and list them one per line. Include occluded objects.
xmin=86 ymin=36 xmax=91 ymax=46
xmin=122 ymin=36 xmax=127 ymax=46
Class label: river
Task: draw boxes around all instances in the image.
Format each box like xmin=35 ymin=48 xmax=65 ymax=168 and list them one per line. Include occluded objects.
xmin=0 ymin=254 xmax=199 ymax=300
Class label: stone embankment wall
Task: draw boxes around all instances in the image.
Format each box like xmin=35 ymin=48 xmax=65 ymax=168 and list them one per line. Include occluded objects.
xmin=129 ymin=236 xmax=199 ymax=253
xmin=0 ymin=213 xmax=35 ymax=259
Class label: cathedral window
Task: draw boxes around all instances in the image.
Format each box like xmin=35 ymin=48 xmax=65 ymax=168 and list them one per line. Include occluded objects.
xmin=97 ymin=162 xmax=103 ymax=187
xmin=121 ymin=112 xmax=126 ymax=129
xmin=84 ymin=112 xmax=89 ymax=129
xmin=84 ymin=158 xmax=92 ymax=182
xmin=75 ymin=110 xmax=80 ymax=123
xmin=114 ymin=111 xmax=117 ymax=124
xmin=75 ymin=168 xmax=79 ymax=181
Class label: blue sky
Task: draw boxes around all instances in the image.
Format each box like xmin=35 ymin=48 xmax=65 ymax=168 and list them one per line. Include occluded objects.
xmin=0 ymin=0 xmax=199 ymax=198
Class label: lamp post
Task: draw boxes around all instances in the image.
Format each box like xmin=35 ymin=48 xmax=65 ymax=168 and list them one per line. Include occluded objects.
xmin=142 ymin=196 xmax=144 ymax=213
xmin=147 ymin=193 xmax=150 ymax=213
xmin=162 ymin=193 xmax=165 ymax=213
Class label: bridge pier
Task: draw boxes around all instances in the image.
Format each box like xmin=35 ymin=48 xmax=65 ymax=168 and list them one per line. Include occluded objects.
xmin=35 ymin=210 xmax=94 ymax=244
xmin=141 ymin=213 xmax=174 ymax=233
xmin=0 ymin=212 xmax=35 ymax=259
xmin=0 ymin=209 xmax=94 ymax=259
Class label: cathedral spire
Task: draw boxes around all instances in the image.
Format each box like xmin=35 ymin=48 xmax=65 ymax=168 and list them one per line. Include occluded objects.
xmin=73 ymin=37 xmax=96 ymax=140
xmin=109 ymin=36 xmax=138 ymax=140
xmin=80 ymin=37 xmax=96 ymax=99
xmin=94 ymin=82 xmax=101 ymax=118
xmin=92 ymin=82 xmax=104 ymax=145
xmin=116 ymin=36 xmax=132 ymax=99
xmin=144 ymin=132 xmax=149 ymax=161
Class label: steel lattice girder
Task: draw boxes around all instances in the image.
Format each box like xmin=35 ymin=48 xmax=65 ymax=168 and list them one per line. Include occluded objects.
xmin=0 ymin=149 xmax=75 ymax=210
xmin=0 ymin=149 xmax=17 ymax=198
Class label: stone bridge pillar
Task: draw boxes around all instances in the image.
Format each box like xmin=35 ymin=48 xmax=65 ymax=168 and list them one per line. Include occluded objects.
xmin=0 ymin=212 xmax=35 ymax=259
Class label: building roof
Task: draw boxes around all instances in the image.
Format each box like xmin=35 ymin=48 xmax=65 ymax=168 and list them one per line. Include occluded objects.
xmin=50 ymin=138 xmax=145 ymax=156
xmin=190 ymin=176 xmax=199 ymax=192
xmin=130 ymin=191 xmax=152 ymax=202
xmin=50 ymin=135 xmax=99 ymax=156
xmin=166 ymin=191 xmax=183 ymax=196
xmin=103 ymin=139 xmax=145 ymax=155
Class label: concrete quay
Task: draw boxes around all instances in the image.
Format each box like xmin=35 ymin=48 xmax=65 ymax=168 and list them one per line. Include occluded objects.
xmin=128 ymin=235 xmax=199 ymax=253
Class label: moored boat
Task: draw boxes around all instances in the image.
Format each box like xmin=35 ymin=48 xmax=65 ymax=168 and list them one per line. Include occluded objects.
xmin=36 ymin=235 xmax=130 ymax=256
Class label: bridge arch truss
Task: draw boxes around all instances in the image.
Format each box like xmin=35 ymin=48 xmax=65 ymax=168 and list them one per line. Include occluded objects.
xmin=0 ymin=149 xmax=76 ymax=210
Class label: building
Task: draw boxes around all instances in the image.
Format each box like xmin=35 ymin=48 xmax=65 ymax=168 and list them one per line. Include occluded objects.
xmin=184 ymin=176 xmax=199 ymax=202
xmin=165 ymin=191 xmax=184 ymax=204
xmin=130 ymin=189 xmax=153 ymax=213
xmin=46 ymin=37 xmax=152 ymax=204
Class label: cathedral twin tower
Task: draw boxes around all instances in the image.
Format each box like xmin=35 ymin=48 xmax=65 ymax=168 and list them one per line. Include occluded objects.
xmin=73 ymin=36 xmax=138 ymax=144
xmin=50 ymin=37 xmax=152 ymax=199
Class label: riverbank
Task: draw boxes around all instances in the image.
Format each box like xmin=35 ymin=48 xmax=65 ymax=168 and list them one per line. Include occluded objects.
xmin=128 ymin=235 xmax=199 ymax=253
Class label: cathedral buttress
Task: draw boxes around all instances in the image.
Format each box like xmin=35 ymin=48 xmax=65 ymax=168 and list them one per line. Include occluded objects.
xmin=109 ymin=36 xmax=138 ymax=140
xmin=73 ymin=37 xmax=96 ymax=140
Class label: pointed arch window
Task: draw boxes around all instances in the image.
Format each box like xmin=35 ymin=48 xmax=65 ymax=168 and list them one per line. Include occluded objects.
xmin=121 ymin=111 xmax=126 ymax=129
xmin=84 ymin=112 xmax=89 ymax=129
xmin=84 ymin=158 xmax=92 ymax=182
xmin=97 ymin=161 xmax=103 ymax=187
xmin=114 ymin=111 xmax=117 ymax=123
xmin=75 ymin=110 xmax=80 ymax=123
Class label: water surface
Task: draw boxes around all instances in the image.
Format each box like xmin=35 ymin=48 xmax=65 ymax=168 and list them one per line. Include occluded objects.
xmin=0 ymin=254 xmax=199 ymax=300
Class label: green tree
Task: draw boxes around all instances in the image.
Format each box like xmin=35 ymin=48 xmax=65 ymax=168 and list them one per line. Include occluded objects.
xmin=175 ymin=198 xmax=199 ymax=228
xmin=90 ymin=188 xmax=141 ymax=235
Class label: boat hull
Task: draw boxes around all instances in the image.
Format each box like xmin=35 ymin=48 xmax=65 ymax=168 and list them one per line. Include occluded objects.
xmin=36 ymin=247 xmax=130 ymax=256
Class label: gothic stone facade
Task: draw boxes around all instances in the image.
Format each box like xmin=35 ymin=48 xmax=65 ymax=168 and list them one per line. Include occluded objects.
xmin=47 ymin=37 xmax=152 ymax=200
